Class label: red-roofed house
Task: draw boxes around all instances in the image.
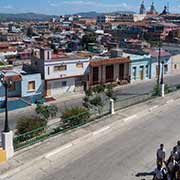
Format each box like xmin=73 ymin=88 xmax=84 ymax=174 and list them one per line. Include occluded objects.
xmin=88 ymin=57 xmax=130 ymax=86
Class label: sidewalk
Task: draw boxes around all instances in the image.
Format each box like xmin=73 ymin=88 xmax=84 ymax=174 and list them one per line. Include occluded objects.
xmin=0 ymin=90 xmax=180 ymax=179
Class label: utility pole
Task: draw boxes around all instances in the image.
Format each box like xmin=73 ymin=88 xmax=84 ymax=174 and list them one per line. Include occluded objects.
xmin=157 ymin=41 xmax=161 ymax=94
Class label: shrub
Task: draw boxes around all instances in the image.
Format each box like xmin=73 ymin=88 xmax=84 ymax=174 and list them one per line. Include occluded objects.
xmin=105 ymin=84 xmax=117 ymax=99
xmin=62 ymin=107 xmax=90 ymax=127
xmin=152 ymin=84 xmax=161 ymax=96
xmin=92 ymin=85 xmax=105 ymax=94
xmin=16 ymin=116 xmax=47 ymax=135
xmin=176 ymin=84 xmax=180 ymax=90
xmin=85 ymin=89 xmax=93 ymax=96
xmin=152 ymin=84 xmax=172 ymax=96
xmin=36 ymin=104 xmax=58 ymax=120
xmin=164 ymin=84 xmax=172 ymax=94
xmin=90 ymin=96 xmax=103 ymax=106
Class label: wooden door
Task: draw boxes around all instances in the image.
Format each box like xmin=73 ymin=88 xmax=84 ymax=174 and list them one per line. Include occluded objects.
xmin=106 ymin=65 xmax=114 ymax=82
xmin=93 ymin=67 xmax=99 ymax=84
xmin=140 ymin=66 xmax=144 ymax=80
xmin=47 ymin=83 xmax=51 ymax=97
xmin=119 ymin=64 xmax=124 ymax=80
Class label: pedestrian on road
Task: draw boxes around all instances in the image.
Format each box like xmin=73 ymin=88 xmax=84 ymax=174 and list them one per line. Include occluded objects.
xmin=175 ymin=141 xmax=180 ymax=157
xmin=153 ymin=164 xmax=164 ymax=180
xmin=166 ymin=156 xmax=178 ymax=180
xmin=157 ymin=144 xmax=166 ymax=166
xmin=170 ymin=146 xmax=179 ymax=162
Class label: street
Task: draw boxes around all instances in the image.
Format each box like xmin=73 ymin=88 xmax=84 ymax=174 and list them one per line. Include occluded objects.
xmin=1 ymin=73 xmax=180 ymax=131
xmin=5 ymin=91 xmax=180 ymax=180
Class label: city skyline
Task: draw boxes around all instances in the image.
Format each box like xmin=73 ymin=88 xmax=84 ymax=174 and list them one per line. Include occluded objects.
xmin=0 ymin=0 xmax=179 ymax=15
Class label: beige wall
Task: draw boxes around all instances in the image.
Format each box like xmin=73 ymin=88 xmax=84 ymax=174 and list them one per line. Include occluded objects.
xmin=171 ymin=55 xmax=180 ymax=72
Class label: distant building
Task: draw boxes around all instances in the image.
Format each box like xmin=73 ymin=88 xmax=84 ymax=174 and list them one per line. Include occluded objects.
xmin=139 ymin=1 xmax=146 ymax=14
xmin=151 ymin=2 xmax=157 ymax=14
xmin=97 ymin=15 xmax=115 ymax=24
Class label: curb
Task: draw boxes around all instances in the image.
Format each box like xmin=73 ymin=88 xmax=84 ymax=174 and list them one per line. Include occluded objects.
xmin=0 ymin=96 xmax=178 ymax=179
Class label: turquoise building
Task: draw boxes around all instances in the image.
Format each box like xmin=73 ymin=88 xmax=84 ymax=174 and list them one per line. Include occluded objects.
xmin=123 ymin=53 xmax=151 ymax=82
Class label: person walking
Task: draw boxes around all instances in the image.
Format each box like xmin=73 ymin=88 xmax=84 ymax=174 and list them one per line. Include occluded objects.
xmin=157 ymin=144 xmax=166 ymax=166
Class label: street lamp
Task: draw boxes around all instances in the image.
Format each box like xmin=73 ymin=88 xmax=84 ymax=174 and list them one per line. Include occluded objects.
xmin=0 ymin=74 xmax=12 ymax=133
xmin=160 ymin=61 xmax=165 ymax=97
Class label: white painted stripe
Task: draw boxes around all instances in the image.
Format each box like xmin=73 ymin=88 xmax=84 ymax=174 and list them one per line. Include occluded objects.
xmin=93 ymin=126 xmax=111 ymax=136
xmin=149 ymin=105 xmax=158 ymax=111
xmin=124 ymin=115 xmax=137 ymax=122
xmin=45 ymin=143 xmax=73 ymax=158
xmin=166 ymin=99 xmax=174 ymax=104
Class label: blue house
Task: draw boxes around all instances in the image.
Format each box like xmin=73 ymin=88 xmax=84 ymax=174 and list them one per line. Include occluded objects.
xmin=0 ymin=70 xmax=43 ymax=111
xmin=123 ymin=53 xmax=152 ymax=82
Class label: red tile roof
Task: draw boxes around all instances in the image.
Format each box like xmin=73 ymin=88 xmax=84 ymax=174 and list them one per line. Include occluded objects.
xmin=90 ymin=57 xmax=130 ymax=67
xmin=4 ymin=75 xmax=22 ymax=82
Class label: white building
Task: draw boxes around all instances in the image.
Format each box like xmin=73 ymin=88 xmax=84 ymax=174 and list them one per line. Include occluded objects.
xmin=30 ymin=48 xmax=90 ymax=97
xmin=97 ymin=15 xmax=115 ymax=24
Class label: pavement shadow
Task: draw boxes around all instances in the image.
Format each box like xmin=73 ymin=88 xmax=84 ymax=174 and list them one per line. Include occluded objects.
xmin=136 ymin=171 xmax=154 ymax=177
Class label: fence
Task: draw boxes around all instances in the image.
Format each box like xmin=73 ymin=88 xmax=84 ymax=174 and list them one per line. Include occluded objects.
xmin=13 ymin=83 xmax=180 ymax=151
xmin=13 ymin=108 xmax=110 ymax=151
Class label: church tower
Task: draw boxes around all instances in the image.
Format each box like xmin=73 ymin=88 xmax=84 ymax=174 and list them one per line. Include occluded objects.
xmin=150 ymin=2 xmax=157 ymax=14
xmin=139 ymin=1 xmax=146 ymax=14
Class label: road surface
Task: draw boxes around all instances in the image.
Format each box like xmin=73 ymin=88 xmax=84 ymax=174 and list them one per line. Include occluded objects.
xmin=5 ymin=92 xmax=180 ymax=180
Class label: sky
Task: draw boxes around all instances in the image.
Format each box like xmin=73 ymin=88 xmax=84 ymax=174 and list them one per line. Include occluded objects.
xmin=0 ymin=0 xmax=179 ymax=15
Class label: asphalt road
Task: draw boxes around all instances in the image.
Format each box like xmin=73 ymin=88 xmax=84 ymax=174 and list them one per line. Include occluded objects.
xmin=5 ymin=93 xmax=180 ymax=180
xmin=1 ymin=73 xmax=180 ymax=131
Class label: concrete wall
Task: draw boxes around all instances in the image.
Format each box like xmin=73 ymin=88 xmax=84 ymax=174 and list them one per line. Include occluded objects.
xmin=171 ymin=54 xmax=180 ymax=72
xmin=124 ymin=53 xmax=151 ymax=81
xmin=21 ymin=73 xmax=43 ymax=98
xmin=44 ymin=58 xmax=89 ymax=80
xmin=150 ymin=56 xmax=171 ymax=79
xmin=47 ymin=77 xmax=75 ymax=97
xmin=131 ymin=60 xmax=151 ymax=81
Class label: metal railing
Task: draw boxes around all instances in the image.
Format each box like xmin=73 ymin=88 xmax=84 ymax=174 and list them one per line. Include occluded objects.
xmin=13 ymin=83 xmax=180 ymax=151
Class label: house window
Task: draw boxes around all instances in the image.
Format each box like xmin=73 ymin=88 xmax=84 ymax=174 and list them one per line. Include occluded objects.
xmin=48 ymin=67 xmax=50 ymax=75
xmin=28 ymin=81 xmax=35 ymax=91
xmin=132 ymin=67 xmax=136 ymax=80
xmin=8 ymin=82 xmax=16 ymax=91
xmin=76 ymin=63 xmax=83 ymax=68
xmin=174 ymin=64 xmax=177 ymax=69
xmin=146 ymin=65 xmax=149 ymax=77
xmin=164 ymin=64 xmax=168 ymax=74
xmin=62 ymin=81 xmax=67 ymax=87
xmin=47 ymin=51 xmax=50 ymax=60
xmin=54 ymin=65 xmax=67 ymax=72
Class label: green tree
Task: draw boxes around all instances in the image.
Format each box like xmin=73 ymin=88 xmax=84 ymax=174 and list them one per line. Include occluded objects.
xmin=82 ymin=32 xmax=97 ymax=50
